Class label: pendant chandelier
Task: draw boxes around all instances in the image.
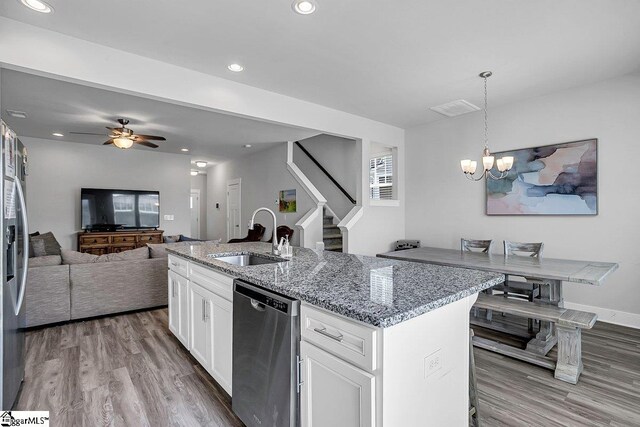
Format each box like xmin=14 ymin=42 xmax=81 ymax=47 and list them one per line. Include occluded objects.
xmin=460 ymin=71 xmax=513 ymax=181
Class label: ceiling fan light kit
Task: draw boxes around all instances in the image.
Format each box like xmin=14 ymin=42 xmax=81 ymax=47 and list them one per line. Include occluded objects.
xmin=460 ymin=71 xmax=514 ymax=181
xmin=71 ymin=118 xmax=166 ymax=150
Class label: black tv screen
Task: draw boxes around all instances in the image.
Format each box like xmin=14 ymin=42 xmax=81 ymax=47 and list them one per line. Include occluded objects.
xmin=81 ymin=188 xmax=160 ymax=230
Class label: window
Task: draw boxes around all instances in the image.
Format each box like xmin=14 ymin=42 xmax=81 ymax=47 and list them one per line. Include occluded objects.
xmin=369 ymin=154 xmax=393 ymax=200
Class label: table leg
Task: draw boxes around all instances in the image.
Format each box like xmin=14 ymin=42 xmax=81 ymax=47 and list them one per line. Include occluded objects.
xmin=525 ymin=280 xmax=563 ymax=355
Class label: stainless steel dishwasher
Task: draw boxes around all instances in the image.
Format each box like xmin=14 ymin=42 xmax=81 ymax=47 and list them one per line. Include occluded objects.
xmin=232 ymin=279 xmax=300 ymax=427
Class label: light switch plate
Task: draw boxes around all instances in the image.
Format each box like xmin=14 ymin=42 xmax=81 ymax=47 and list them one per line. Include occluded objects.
xmin=163 ymin=214 xmax=174 ymax=221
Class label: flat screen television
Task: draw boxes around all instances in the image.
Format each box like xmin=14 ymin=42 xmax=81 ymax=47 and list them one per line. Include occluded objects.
xmin=81 ymin=188 xmax=160 ymax=231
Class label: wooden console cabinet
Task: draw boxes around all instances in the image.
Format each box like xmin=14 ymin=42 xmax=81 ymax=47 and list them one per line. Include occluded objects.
xmin=77 ymin=230 xmax=164 ymax=255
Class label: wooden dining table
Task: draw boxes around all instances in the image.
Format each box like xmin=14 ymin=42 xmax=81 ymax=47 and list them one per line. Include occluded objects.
xmin=378 ymin=246 xmax=619 ymax=356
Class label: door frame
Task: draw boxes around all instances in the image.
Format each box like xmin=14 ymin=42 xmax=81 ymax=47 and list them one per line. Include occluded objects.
xmin=226 ymin=178 xmax=242 ymax=241
xmin=190 ymin=188 xmax=201 ymax=239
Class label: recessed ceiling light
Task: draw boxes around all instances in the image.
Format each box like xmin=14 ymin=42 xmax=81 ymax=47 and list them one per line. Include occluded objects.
xmin=19 ymin=0 xmax=54 ymax=13
xmin=6 ymin=110 xmax=28 ymax=119
xmin=244 ymin=144 xmax=252 ymax=148
xmin=292 ymin=0 xmax=316 ymax=15
xmin=195 ymin=161 xmax=207 ymax=168
xmin=190 ymin=170 xmax=199 ymax=176
xmin=52 ymin=132 xmax=64 ymax=137
xmin=180 ymin=148 xmax=189 ymax=152
xmin=227 ymin=63 xmax=244 ymax=72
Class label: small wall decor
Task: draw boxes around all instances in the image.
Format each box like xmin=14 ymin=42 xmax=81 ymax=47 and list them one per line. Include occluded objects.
xmin=278 ymin=189 xmax=297 ymax=213
xmin=486 ymin=139 xmax=597 ymax=215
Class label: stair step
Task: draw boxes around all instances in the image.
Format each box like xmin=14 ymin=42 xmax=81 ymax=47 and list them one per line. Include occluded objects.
xmin=323 ymin=224 xmax=339 ymax=229
xmin=324 ymin=243 xmax=343 ymax=251
xmin=323 ymin=233 xmax=342 ymax=239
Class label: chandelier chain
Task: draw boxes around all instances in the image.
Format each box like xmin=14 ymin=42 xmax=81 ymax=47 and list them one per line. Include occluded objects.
xmin=484 ymin=75 xmax=488 ymax=149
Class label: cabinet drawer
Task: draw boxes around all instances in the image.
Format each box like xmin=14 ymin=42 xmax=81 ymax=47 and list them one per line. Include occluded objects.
xmin=138 ymin=234 xmax=162 ymax=244
xmin=189 ymin=263 xmax=234 ymax=301
xmin=113 ymin=235 xmax=136 ymax=244
xmin=80 ymin=235 xmax=109 ymax=245
xmin=168 ymin=255 xmax=189 ymax=278
xmin=301 ymin=303 xmax=378 ymax=372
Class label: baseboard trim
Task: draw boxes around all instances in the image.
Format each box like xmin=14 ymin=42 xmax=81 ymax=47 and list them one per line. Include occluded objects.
xmin=564 ymin=302 xmax=640 ymax=330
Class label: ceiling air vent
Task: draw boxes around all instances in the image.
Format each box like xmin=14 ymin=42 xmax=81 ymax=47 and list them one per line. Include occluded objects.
xmin=430 ymin=100 xmax=480 ymax=117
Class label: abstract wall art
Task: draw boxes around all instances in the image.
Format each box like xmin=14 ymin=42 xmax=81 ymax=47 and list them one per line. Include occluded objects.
xmin=278 ymin=189 xmax=297 ymax=213
xmin=486 ymin=139 xmax=597 ymax=215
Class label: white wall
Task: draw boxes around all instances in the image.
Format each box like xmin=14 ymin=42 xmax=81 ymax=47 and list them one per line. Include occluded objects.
xmin=293 ymin=134 xmax=357 ymax=219
xmin=24 ymin=137 xmax=191 ymax=249
xmin=206 ymin=143 xmax=315 ymax=246
xmin=405 ymin=73 xmax=640 ymax=324
xmin=190 ymin=173 xmax=207 ymax=238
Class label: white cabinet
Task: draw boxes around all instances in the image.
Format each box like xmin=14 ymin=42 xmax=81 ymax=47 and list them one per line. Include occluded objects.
xmin=300 ymin=340 xmax=375 ymax=427
xmin=189 ymin=281 xmax=212 ymax=368
xmin=168 ymin=270 xmax=189 ymax=346
xmin=211 ymin=293 xmax=233 ymax=393
xmin=188 ymin=263 xmax=234 ymax=396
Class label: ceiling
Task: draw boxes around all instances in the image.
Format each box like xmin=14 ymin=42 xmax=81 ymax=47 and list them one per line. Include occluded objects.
xmin=0 ymin=70 xmax=319 ymax=164
xmin=1 ymin=0 xmax=639 ymax=128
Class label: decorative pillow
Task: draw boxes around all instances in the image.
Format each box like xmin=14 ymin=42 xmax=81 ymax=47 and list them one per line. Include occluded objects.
xmin=163 ymin=235 xmax=181 ymax=243
xmin=61 ymin=249 xmax=98 ymax=265
xmin=95 ymin=246 xmax=150 ymax=262
xmin=28 ymin=231 xmax=40 ymax=258
xmin=30 ymin=232 xmax=61 ymax=257
xmin=28 ymin=255 xmax=62 ymax=267
xmin=147 ymin=243 xmax=169 ymax=259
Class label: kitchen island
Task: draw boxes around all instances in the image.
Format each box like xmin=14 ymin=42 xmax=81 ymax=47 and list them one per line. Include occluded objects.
xmin=165 ymin=242 xmax=503 ymax=426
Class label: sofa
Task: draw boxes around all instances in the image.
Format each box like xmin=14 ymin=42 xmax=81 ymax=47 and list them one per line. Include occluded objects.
xmin=25 ymin=244 xmax=169 ymax=328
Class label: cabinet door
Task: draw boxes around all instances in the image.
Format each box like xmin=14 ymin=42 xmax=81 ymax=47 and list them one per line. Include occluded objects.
xmin=211 ymin=294 xmax=233 ymax=395
xmin=300 ymin=341 xmax=375 ymax=427
xmin=177 ymin=274 xmax=190 ymax=346
xmin=168 ymin=271 xmax=180 ymax=337
xmin=189 ymin=282 xmax=212 ymax=368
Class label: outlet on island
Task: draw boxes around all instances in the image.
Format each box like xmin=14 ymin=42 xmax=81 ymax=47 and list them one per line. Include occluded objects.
xmin=424 ymin=349 xmax=443 ymax=379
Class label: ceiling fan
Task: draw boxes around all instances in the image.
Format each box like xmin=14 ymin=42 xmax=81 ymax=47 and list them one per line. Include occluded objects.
xmin=70 ymin=118 xmax=166 ymax=149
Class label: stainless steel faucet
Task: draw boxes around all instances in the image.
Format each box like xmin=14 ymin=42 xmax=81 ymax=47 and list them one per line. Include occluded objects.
xmin=249 ymin=207 xmax=280 ymax=255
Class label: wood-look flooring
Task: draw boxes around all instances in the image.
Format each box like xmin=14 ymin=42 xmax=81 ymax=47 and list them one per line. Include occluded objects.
xmin=17 ymin=308 xmax=640 ymax=426
xmin=16 ymin=309 xmax=243 ymax=427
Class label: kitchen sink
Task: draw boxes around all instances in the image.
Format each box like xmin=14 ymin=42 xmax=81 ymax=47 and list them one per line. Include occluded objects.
xmin=209 ymin=253 xmax=287 ymax=266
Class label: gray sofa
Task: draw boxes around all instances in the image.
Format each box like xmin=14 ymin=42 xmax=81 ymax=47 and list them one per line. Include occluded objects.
xmin=25 ymin=245 xmax=168 ymax=328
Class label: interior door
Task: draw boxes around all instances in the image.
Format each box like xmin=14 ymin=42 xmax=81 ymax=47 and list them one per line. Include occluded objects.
xmin=190 ymin=190 xmax=200 ymax=239
xmin=226 ymin=180 xmax=241 ymax=241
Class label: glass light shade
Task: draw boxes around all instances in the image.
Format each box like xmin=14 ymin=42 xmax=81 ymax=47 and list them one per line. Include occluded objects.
xmin=502 ymin=156 xmax=514 ymax=170
xmin=460 ymin=159 xmax=471 ymax=173
xmin=469 ymin=161 xmax=478 ymax=174
xmin=496 ymin=158 xmax=505 ymax=172
xmin=482 ymin=156 xmax=494 ymax=171
xmin=113 ymin=137 xmax=134 ymax=149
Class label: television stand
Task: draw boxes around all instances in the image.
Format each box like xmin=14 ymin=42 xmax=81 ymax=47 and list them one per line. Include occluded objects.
xmin=77 ymin=229 xmax=164 ymax=255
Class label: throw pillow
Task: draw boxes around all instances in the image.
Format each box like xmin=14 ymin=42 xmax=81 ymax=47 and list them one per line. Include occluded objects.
xmin=95 ymin=246 xmax=150 ymax=262
xmin=30 ymin=232 xmax=61 ymax=257
xmin=28 ymin=231 xmax=40 ymax=258
xmin=61 ymin=249 xmax=98 ymax=265
xmin=147 ymin=243 xmax=169 ymax=259
xmin=28 ymin=255 xmax=62 ymax=267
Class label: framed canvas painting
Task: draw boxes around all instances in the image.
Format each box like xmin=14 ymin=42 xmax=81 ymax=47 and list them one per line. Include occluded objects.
xmin=486 ymin=139 xmax=597 ymax=215
xmin=278 ymin=189 xmax=297 ymax=213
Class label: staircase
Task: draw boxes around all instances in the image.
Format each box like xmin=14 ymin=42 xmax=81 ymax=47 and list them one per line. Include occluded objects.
xmin=323 ymin=208 xmax=343 ymax=252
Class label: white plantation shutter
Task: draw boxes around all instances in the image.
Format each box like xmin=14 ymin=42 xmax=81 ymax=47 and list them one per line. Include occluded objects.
xmin=369 ymin=155 xmax=393 ymax=200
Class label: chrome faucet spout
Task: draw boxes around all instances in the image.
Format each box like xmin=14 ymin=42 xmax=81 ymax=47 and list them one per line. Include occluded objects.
xmin=249 ymin=207 xmax=279 ymax=255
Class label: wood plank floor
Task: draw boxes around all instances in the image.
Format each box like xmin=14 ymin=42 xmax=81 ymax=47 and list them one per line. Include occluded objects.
xmin=16 ymin=308 xmax=640 ymax=426
xmin=16 ymin=309 xmax=243 ymax=427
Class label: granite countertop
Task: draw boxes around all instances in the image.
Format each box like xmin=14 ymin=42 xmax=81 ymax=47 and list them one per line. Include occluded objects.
xmin=165 ymin=242 xmax=504 ymax=328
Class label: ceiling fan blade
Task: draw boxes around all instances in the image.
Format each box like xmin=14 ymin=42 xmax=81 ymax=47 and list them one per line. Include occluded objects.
xmin=103 ymin=140 xmax=114 ymax=145
xmin=132 ymin=134 xmax=166 ymax=141
xmin=69 ymin=131 xmax=108 ymax=136
xmin=106 ymin=127 xmax=123 ymax=132
xmin=136 ymin=140 xmax=159 ymax=149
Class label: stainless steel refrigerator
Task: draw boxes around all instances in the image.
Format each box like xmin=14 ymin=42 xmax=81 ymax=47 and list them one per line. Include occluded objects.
xmin=0 ymin=120 xmax=28 ymax=410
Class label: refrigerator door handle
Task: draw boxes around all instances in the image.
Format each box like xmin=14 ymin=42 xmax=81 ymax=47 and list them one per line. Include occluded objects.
xmin=14 ymin=178 xmax=29 ymax=315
